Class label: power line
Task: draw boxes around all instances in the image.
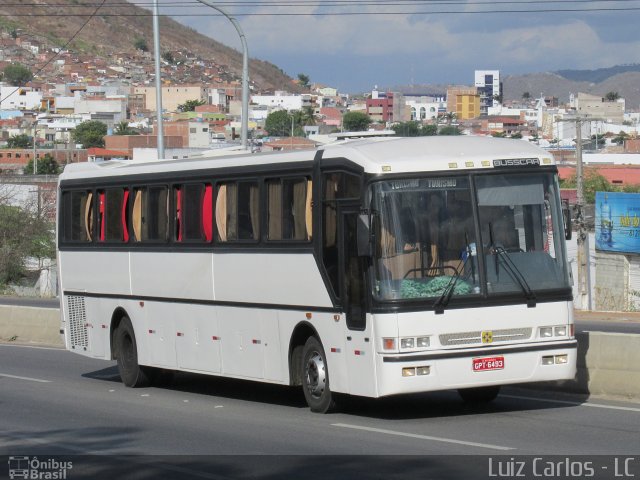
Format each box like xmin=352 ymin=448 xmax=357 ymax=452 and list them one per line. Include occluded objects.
xmin=2 ymin=6 xmax=640 ymax=14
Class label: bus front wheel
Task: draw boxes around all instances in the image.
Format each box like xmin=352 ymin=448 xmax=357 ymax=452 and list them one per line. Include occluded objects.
xmin=115 ymin=316 xmax=151 ymax=388
xmin=301 ymin=337 xmax=335 ymax=413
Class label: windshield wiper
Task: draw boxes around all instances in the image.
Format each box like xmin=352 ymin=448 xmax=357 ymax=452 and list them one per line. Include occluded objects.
xmin=493 ymin=246 xmax=537 ymax=308
xmin=434 ymin=233 xmax=474 ymax=314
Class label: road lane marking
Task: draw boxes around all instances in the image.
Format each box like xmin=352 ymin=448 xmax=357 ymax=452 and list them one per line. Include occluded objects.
xmin=332 ymin=423 xmax=514 ymax=451
xmin=0 ymin=373 xmax=51 ymax=383
xmin=502 ymin=394 xmax=640 ymax=413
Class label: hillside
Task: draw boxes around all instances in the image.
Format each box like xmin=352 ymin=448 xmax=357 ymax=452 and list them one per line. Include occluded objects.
xmin=0 ymin=0 xmax=300 ymax=92
xmin=503 ymin=70 xmax=640 ymax=108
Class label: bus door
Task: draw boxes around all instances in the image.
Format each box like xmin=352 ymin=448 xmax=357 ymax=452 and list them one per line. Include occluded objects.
xmin=338 ymin=205 xmax=375 ymax=397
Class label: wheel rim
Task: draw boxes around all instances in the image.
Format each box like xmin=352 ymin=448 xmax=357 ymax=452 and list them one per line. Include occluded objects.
xmin=305 ymin=351 xmax=326 ymax=399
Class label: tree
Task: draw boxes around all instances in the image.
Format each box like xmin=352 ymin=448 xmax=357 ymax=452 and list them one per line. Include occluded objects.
xmin=293 ymin=106 xmax=316 ymax=127
xmin=114 ymin=121 xmax=139 ymax=136
xmin=0 ymin=201 xmax=55 ymax=286
xmin=613 ymin=131 xmax=629 ymax=146
xmin=590 ymin=134 xmax=605 ymax=148
xmin=522 ymin=92 xmax=531 ymax=101
xmin=265 ymin=110 xmax=292 ymax=136
xmin=491 ymin=131 xmax=507 ymax=138
xmin=177 ymin=99 xmax=206 ymax=112
xmin=23 ymin=154 xmax=61 ymax=175
xmin=560 ymin=171 xmax=613 ymax=204
xmin=421 ymin=124 xmax=438 ymax=136
xmin=510 ymin=132 xmax=523 ymax=139
xmin=3 ymin=63 xmax=33 ymax=86
xmin=604 ymin=91 xmax=620 ymax=102
xmin=393 ymin=121 xmax=422 ymax=137
xmin=162 ymin=51 xmax=175 ymax=64
xmin=439 ymin=125 xmax=461 ymax=135
xmin=297 ymin=73 xmax=310 ymax=88
xmin=342 ymin=111 xmax=371 ymax=132
xmin=134 ymin=37 xmax=148 ymax=52
xmin=7 ymin=134 xmax=32 ymax=149
xmin=72 ymin=120 xmax=107 ymax=148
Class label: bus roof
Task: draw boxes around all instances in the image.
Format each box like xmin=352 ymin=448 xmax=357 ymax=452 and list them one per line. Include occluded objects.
xmin=59 ymin=136 xmax=555 ymax=181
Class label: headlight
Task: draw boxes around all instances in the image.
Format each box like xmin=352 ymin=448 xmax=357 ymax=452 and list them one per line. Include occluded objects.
xmin=554 ymin=326 xmax=567 ymax=336
xmin=416 ymin=337 xmax=430 ymax=348
xmin=401 ymin=337 xmax=415 ymax=349
xmin=540 ymin=327 xmax=553 ymax=338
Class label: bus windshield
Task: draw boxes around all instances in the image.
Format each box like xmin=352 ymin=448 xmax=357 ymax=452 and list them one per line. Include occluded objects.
xmin=370 ymin=172 xmax=570 ymax=303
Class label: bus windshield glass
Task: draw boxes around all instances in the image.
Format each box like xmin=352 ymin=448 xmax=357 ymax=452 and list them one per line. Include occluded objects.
xmin=370 ymin=172 xmax=570 ymax=302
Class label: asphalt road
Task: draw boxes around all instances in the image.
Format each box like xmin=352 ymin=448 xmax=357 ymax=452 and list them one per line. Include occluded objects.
xmin=1 ymin=344 xmax=639 ymax=479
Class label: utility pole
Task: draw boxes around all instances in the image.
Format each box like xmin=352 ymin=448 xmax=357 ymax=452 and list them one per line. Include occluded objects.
xmin=558 ymin=116 xmax=604 ymax=310
xmin=574 ymin=118 xmax=591 ymax=310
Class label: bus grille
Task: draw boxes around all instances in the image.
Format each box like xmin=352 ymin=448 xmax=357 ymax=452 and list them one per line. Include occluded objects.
xmin=66 ymin=295 xmax=88 ymax=349
xmin=439 ymin=328 xmax=532 ymax=346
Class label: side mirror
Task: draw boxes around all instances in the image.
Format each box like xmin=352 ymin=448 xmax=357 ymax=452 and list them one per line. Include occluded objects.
xmin=357 ymin=213 xmax=372 ymax=257
xmin=562 ymin=200 xmax=572 ymax=240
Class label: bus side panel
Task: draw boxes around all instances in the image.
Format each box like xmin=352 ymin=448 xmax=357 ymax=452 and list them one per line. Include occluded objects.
xmin=174 ymin=303 xmax=221 ymax=373
xmin=60 ymin=251 xmax=131 ymax=296
xmin=130 ymin=251 xmax=214 ymax=300
xmin=217 ymin=306 xmax=264 ymax=379
xmin=212 ymin=253 xmax=332 ymax=307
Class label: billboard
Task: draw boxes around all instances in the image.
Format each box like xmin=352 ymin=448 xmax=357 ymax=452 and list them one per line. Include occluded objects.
xmin=595 ymin=191 xmax=640 ymax=253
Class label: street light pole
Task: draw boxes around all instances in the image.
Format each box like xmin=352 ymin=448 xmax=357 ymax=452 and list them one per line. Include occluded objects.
xmin=195 ymin=0 xmax=249 ymax=149
xmin=152 ymin=0 xmax=165 ymax=160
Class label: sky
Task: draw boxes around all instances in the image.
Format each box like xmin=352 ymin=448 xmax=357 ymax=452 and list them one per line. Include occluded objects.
xmin=155 ymin=0 xmax=640 ymax=93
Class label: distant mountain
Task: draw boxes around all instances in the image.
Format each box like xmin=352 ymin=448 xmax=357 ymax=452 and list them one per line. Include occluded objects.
xmin=503 ymin=70 xmax=640 ymax=108
xmin=0 ymin=0 xmax=299 ymax=92
xmin=555 ymin=64 xmax=640 ymax=83
xmin=392 ymin=64 xmax=640 ymax=110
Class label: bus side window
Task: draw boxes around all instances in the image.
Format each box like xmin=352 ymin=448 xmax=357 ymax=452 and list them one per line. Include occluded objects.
xmin=101 ymin=188 xmax=126 ymax=243
xmin=183 ymin=184 xmax=206 ymax=242
xmin=132 ymin=188 xmax=143 ymax=242
xmin=142 ymin=186 xmax=169 ymax=242
xmin=65 ymin=190 xmax=93 ymax=242
xmin=203 ymin=184 xmax=213 ymax=242
xmin=215 ymin=183 xmax=237 ymax=242
xmin=267 ymin=177 xmax=311 ymax=241
xmin=173 ymin=186 xmax=183 ymax=242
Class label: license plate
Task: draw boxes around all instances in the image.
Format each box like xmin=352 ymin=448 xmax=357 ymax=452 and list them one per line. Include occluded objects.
xmin=473 ymin=356 xmax=505 ymax=372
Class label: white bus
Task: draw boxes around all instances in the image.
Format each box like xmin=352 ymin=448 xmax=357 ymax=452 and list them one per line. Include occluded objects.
xmin=57 ymin=136 xmax=577 ymax=413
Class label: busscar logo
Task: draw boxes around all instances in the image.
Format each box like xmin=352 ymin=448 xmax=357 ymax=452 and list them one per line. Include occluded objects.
xmin=8 ymin=456 xmax=73 ymax=479
xmin=493 ymin=158 xmax=540 ymax=167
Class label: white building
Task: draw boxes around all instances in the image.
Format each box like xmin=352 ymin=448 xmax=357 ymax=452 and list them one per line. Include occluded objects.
xmin=474 ymin=70 xmax=501 ymax=116
xmin=0 ymin=86 xmax=42 ymax=110
xmin=251 ymin=92 xmax=313 ymax=112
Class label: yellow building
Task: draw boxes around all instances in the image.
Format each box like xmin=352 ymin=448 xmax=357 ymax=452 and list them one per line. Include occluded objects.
xmin=446 ymin=87 xmax=480 ymax=120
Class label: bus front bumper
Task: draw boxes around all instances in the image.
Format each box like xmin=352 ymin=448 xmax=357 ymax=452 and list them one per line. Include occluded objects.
xmin=375 ymin=339 xmax=577 ymax=397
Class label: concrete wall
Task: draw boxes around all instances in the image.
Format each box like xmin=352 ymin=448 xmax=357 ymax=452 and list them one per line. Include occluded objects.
xmin=0 ymin=305 xmax=62 ymax=346
xmin=1 ymin=306 xmax=640 ymax=400
xmin=595 ymin=252 xmax=628 ymax=311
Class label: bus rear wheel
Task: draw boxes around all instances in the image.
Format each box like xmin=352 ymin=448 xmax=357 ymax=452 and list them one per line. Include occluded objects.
xmin=458 ymin=386 xmax=501 ymax=404
xmin=115 ymin=316 xmax=151 ymax=388
xmin=301 ymin=337 xmax=335 ymax=413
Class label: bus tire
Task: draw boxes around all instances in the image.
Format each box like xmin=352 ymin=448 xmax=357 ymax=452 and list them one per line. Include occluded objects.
xmin=458 ymin=386 xmax=501 ymax=404
xmin=301 ymin=336 xmax=335 ymax=413
xmin=115 ymin=316 xmax=151 ymax=388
